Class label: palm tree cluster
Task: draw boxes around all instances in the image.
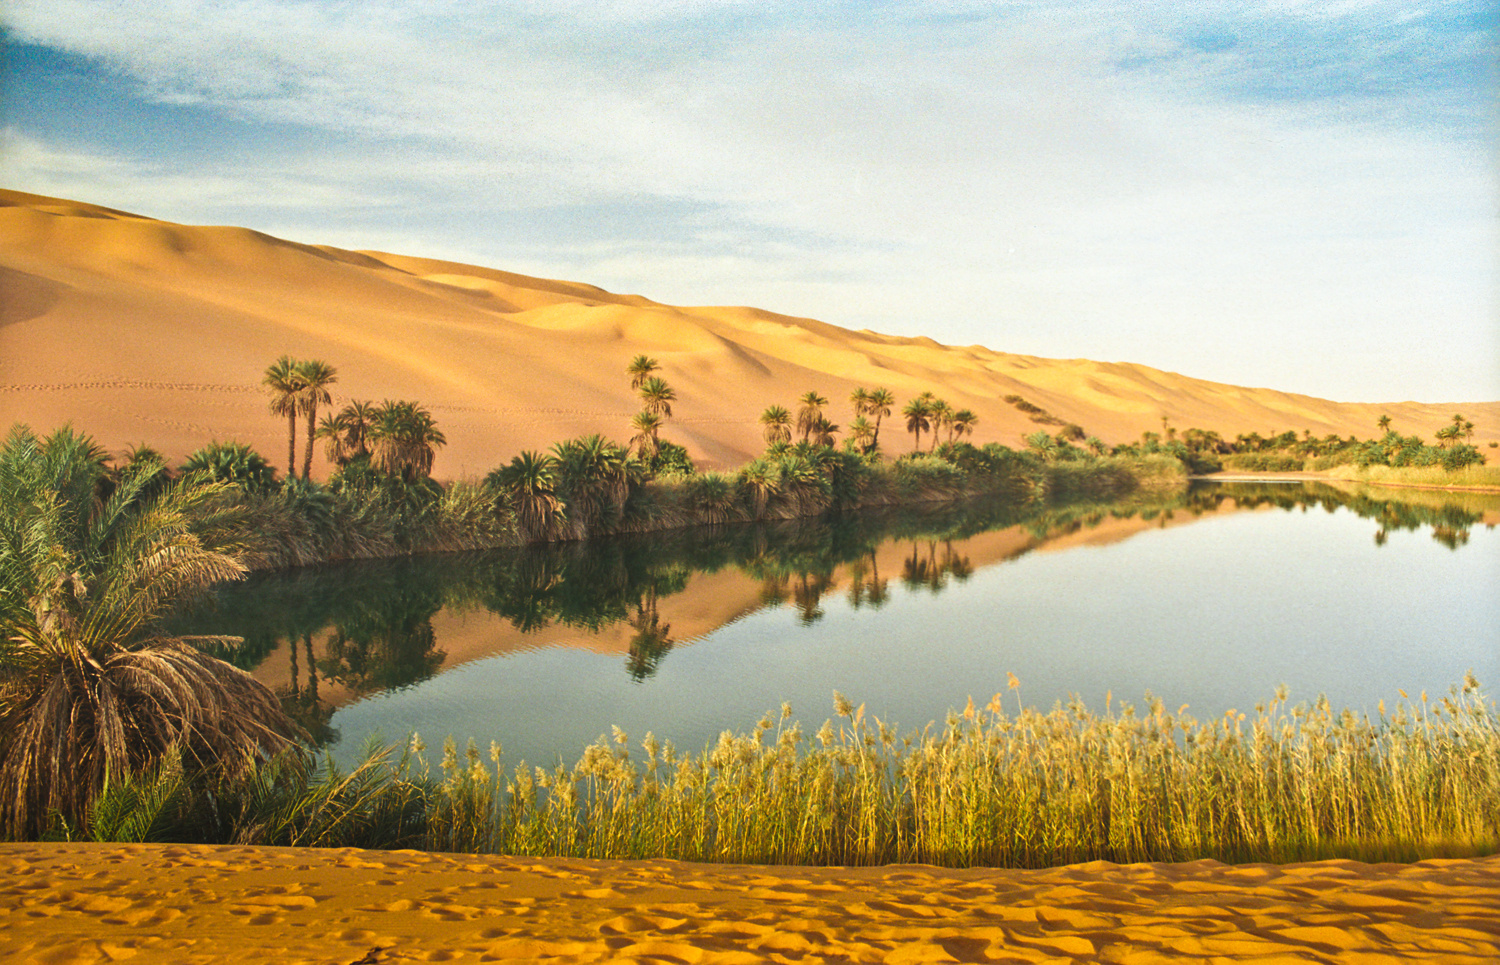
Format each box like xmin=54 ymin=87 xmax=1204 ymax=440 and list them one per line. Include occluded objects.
xmin=0 ymin=426 xmax=301 ymax=837
xmin=625 ymin=356 xmax=680 ymax=469
xmin=262 ymin=356 xmax=338 ymax=480
xmin=899 ymin=392 xmax=976 ymax=454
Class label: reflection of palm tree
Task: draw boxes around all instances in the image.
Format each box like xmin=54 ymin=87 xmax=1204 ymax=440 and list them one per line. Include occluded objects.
xmin=792 ymin=572 xmax=832 ymax=624
xmin=626 ymin=588 xmax=674 ymax=681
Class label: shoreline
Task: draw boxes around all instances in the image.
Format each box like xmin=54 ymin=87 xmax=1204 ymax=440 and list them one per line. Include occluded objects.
xmin=3 ymin=843 xmax=1498 ymax=963
xmin=1196 ymin=469 xmax=1500 ymax=494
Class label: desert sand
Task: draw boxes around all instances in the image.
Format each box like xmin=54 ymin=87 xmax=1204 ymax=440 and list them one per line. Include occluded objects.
xmin=4 ymin=188 xmax=1496 ymax=479
xmin=1 ymin=843 xmax=1496 ymax=963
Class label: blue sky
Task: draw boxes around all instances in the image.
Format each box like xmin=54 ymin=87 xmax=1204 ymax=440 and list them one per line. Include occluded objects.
xmin=3 ymin=0 xmax=1495 ymax=403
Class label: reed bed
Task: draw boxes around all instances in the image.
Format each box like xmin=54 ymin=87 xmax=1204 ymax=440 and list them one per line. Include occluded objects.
xmin=1326 ymin=463 xmax=1500 ymax=491
xmin=57 ymin=676 xmax=1500 ymax=867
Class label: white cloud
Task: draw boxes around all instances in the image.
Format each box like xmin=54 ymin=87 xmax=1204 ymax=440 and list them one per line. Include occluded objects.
xmin=4 ymin=0 xmax=1494 ymax=400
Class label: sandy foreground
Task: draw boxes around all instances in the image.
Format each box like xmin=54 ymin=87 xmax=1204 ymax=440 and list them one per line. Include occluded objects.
xmin=1 ymin=844 xmax=1497 ymax=964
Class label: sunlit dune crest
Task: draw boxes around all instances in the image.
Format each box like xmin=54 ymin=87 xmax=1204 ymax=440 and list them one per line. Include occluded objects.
xmin=3 ymin=187 xmax=1496 ymax=479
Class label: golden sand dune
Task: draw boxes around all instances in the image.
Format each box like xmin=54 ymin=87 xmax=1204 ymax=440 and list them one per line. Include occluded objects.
xmin=2 ymin=843 xmax=1497 ymax=963
xmin=3 ymin=188 xmax=1495 ymax=477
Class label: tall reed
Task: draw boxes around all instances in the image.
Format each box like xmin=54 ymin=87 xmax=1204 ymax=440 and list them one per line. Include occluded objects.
xmin=51 ymin=677 xmax=1500 ymax=867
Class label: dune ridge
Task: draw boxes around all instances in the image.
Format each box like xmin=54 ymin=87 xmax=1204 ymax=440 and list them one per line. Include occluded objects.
xmin=3 ymin=187 xmax=1497 ymax=479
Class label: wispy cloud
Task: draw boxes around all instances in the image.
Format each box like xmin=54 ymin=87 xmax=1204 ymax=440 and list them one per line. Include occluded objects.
xmin=3 ymin=0 xmax=1494 ymax=400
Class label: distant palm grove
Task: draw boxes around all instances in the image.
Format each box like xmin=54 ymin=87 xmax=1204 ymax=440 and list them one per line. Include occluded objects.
xmin=0 ymin=352 xmax=1491 ymax=845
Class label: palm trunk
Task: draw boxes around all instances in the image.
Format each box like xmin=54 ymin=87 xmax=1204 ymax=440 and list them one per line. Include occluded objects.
xmin=287 ymin=413 xmax=298 ymax=480
xmin=303 ymin=406 xmax=318 ymax=479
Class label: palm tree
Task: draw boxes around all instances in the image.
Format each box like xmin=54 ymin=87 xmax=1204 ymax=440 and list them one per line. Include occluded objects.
xmin=796 ymin=391 xmax=828 ymax=443
xmin=760 ymin=405 xmax=792 ymax=447
xmin=739 ymin=458 xmax=780 ymax=517
xmin=1377 ymin=414 xmax=1392 ymax=435
xmin=951 ymin=409 xmax=977 ymax=443
xmin=488 ymin=450 xmax=562 ymax=543
xmin=0 ymin=426 xmax=300 ymax=837
xmin=368 ymin=400 xmax=446 ymax=480
xmin=551 ymin=435 xmax=631 ymax=535
xmin=903 ymin=398 xmax=932 ymax=453
xmin=848 ymin=416 xmax=876 ymax=455
xmin=316 ymin=400 xmax=376 ymax=467
xmin=262 ymin=356 xmax=305 ymax=479
xmin=811 ymin=416 xmax=839 ymax=448
xmin=928 ymin=399 xmax=953 ymax=449
xmin=295 ymin=359 xmax=337 ymax=480
xmin=639 ymin=377 xmax=676 ymax=419
xmin=630 ymin=411 xmax=663 ymax=461
xmin=866 ymin=388 xmax=894 ymax=452
xmin=849 ymin=387 xmax=870 ymax=421
xmin=627 ymin=355 xmax=660 ymax=391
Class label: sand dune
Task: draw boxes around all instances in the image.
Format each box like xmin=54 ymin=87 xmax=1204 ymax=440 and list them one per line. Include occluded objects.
xmin=4 ymin=188 xmax=1495 ymax=478
xmin=2 ymin=843 xmax=1497 ymax=963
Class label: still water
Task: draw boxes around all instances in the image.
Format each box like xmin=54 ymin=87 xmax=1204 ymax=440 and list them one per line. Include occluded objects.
xmin=177 ymin=481 xmax=1500 ymax=768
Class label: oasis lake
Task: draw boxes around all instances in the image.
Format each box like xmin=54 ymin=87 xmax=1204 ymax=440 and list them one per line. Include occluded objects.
xmin=175 ymin=481 xmax=1500 ymax=770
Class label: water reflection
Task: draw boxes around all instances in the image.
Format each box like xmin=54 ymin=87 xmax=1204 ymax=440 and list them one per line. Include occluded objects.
xmin=173 ymin=480 xmax=1497 ymax=747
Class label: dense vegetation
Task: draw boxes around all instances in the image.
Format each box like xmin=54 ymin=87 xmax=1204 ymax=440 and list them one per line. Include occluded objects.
xmin=1 ymin=354 xmax=1492 ymax=857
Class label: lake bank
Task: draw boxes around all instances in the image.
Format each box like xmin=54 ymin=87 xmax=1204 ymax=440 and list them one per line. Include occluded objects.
xmin=3 ymin=842 xmax=1497 ymax=963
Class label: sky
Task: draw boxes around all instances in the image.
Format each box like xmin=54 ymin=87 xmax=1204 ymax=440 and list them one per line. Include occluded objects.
xmin=2 ymin=0 xmax=1496 ymax=403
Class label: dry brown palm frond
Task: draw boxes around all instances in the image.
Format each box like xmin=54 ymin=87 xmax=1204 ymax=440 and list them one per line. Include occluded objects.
xmin=0 ymin=640 xmax=302 ymax=838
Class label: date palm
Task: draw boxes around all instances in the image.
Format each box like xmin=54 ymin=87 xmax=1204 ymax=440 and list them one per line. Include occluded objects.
xmin=928 ymin=399 xmax=953 ymax=450
xmin=368 ymin=400 xmax=446 ymax=480
xmin=488 ymin=450 xmax=562 ymax=543
xmin=262 ymin=355 xmax=306 ymax=478
xmin=639 ymin=377 xmax=676 ymax=419
xmin=796 ymin=391 xmax=828 ymax=444
xmin=849 ymin=416 xmax=876 ymax=455
xmin=627 ymin=355 xmax=660 ymax=391
xmin=1377 ymin=414 xmax=1392 ymax=436
xmin=903 ymin=398 xmax=932 ymax=453
xmin=295 ymin=359 xmax=337 ymax=480
xmin=0 ymin=426 xmax=300 ymax=837
xmin=630 ymin=411 xmax=663 ymax=461
xmin=866 ymin=388 xmax=894 ymax=451
xmin=760 ymin=405 xmax=792 ymax=447
xmin=951 ymin=409 xmax=977 ymax=443
xmin=316 ymin=400 xmax=376 ymax=467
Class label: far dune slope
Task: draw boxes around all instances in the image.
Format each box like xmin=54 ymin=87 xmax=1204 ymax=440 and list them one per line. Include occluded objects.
xmin=3 ymin=189 xmax=1495 ymax=478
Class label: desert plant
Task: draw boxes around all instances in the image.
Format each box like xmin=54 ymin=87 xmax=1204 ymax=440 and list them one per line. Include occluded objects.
xmin=0 ymin=425 xmax=302 ymax=838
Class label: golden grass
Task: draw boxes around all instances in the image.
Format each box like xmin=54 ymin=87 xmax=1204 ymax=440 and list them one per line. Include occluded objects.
xmin=1325 ymin=463 xmax=1500 ymax=491
xmin=414 ymin=676 xmax=1500 ymax=867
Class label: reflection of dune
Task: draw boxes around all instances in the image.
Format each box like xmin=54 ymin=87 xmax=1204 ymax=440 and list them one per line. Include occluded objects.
xmin=248 ymin=505 xmax=1246 ymax=711
xmin=6 ymin=188 xmax=1496 ymax=480
xmin=5 ymin=842 xmax=1498 ymax=963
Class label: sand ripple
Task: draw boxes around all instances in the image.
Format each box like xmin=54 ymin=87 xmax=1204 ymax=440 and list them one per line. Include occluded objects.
xmin=0 ymin=844 xmax=1497 ymax=963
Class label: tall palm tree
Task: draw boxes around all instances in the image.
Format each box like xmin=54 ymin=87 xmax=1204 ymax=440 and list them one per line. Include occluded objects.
xmin=262 ymin=355 xmax=306 ymax=479
xmin=903 ymin=398 xmax=932 ymax=453
xmin=1377 ymin=414 xmax=1392 ymax=435
xmin=316 ymin=399 xmax=376 ymax=467
xmin=639 ymin=377 xmax=676 ymax=419
xmin=630 ymin=411 xmax=663 ymax=461
xmin=0 ymin=426 xmax=300 ymax=837
xmin=951 ymin=409 xmax=977 ymax=444
xmin=866 ymin=387 xmax=894 ymax=451
xmin=928 ymin=399 xmax=953 ymax=449
xmin=295 ymin=359 xmax=337 ymax=480
xmin=849 ymin=387 xmax=870 ymax=421
xmin=760 ymin=405 xmax=792 ymax=447
xmin=627 ymin=355 xmax=660 ymax=391
xmin=796 ymin=391 xmax=828 ymax=443
xmin=810 ymin=416 xmax=839 ymax=448
xmin=849 ymin=416 xmax=876 ymax=455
